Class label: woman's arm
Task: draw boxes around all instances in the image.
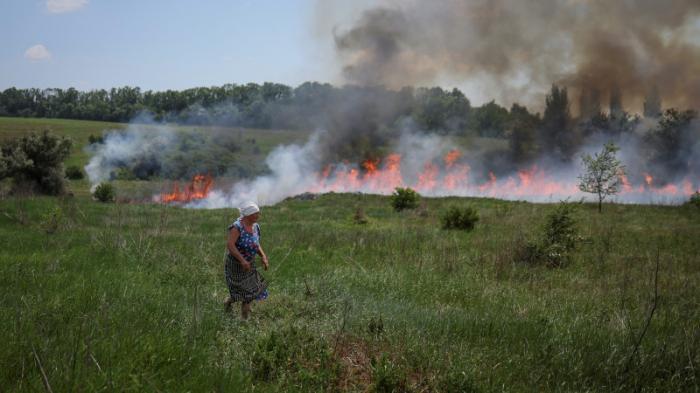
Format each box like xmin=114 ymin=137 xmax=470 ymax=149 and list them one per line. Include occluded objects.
xmin=257 ymin=243 xmax=269 ymax=270
xmin=227 ymin=227 xmax=251 ymax=271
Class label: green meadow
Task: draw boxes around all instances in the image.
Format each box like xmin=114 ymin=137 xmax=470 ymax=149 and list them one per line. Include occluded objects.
xmin=1 ymin=118 xmax=699 ymax=392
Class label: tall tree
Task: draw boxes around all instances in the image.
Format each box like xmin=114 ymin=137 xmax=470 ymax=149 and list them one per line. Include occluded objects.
xmin=541 ymin=85 xmax=576 ymax=160
xmin=578 ymin=87 xmax=601 ymax=119
xmin=508 ymin=103 xmax=540 ymax=164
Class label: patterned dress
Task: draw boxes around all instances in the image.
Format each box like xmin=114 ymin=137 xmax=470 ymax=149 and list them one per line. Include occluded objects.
xmin=224 ymin=219 xmax=268 ymax=303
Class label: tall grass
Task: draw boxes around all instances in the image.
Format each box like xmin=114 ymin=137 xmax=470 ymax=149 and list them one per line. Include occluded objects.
xmin=1 ymin=193 xmax=698 ymax=391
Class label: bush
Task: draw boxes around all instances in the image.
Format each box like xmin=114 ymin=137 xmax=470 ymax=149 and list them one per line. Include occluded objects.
xmin=65 ymin=165 xmax=84 ymax=180
xmin=390 ymin=187 xmax=419 ymax=212
xmin=88 ymin=134 xmax=104 ymax=145
xmin=540 ymin=202 xmax=580 ymax=267
xmin=93 ymin=182 xmax=115 ymax=202
xmin=687 ymin=191 xmax=700 ymax=209
xmin=514 ymin=201 xmax=580 ymax=268
xmin=0 ymin=130 xmax=72 ymax=195
xmin=441 ymin=205 xmax=479 ymax=230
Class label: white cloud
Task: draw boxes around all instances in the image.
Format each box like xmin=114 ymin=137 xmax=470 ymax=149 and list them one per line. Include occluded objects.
xmin=46 ymin=0 xmax=89 ymax=13
xmin=24 ymin=44 xmax=52 ymax=61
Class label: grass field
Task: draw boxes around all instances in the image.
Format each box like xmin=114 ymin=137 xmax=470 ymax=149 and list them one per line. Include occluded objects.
xmin=1 ymin=118 xmax=699 ymax=392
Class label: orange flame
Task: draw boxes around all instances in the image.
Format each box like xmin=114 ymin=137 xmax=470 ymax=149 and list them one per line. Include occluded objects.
xmin=160 ymin=174 xmax=213 ymax=203
xmin=444 ymin=150 xmax=462 ymax=168
xmin=312 ymin=151 xmax=696 ymax=201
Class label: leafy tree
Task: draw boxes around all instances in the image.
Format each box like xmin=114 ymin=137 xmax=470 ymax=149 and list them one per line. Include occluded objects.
xmin=508 ymin=103 xmax=540 ymax=164
xmin=469 ymin=100 xmax=509 ymax=137
xmin=645 ymin=108 xmax=697 ymax=176
xmin=578 ymin=143 xmax=625 ymax=213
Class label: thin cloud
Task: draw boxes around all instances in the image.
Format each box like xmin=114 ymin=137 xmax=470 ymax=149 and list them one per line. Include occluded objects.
xmin=46 ymin=0 xmax=89 ymax=13
xmin=24 ymin=44 xmax=52 ymax=61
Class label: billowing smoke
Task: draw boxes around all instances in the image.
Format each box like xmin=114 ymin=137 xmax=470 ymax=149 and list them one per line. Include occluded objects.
xmin=85 ymin=118 xmax=177 ymax=187
xmin=84 ymin=113 xmax=254 ymax=188
xmin=191 ymin=117 xmax=698 ymax=209
xmin=332 ymin=0 xmax=700 ymax=111
xmin=193 ymin=133 xmax=322 ymax=208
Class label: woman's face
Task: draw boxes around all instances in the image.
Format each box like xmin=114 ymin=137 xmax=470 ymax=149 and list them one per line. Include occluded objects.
xmin=246 ymin=212 xmax=260 ymax=223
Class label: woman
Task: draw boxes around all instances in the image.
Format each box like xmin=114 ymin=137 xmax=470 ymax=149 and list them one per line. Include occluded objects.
xmin=224 ymin=202 xmax=269 ymax=319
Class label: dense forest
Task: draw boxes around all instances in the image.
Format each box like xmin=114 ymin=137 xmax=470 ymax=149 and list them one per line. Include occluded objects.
xmin=0 ymin=82 xmax=659 ymax=137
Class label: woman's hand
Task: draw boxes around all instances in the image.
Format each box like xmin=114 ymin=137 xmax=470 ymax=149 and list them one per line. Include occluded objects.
xmin=261 ymin=255 xmax=269 ymax=271
xmin=240 ymin=260 xmax=252 ymax=272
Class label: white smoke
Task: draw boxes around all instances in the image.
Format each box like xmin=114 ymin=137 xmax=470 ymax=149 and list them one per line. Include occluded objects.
xmin=82 ymin=113 xmax=696 ymax=209
xmin=190 ymin=133 xmax=323 ymax=209
xmin=84 ymin=126 xmax=176 ymax=189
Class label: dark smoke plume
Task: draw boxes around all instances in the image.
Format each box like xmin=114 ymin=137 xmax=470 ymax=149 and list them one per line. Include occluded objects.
xmin=333 ymin=0 xmax=700 ymax=111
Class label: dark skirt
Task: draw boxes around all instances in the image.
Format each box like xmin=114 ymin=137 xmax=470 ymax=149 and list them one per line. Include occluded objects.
xmin=224 ymin=253 xmax=268 ymax=303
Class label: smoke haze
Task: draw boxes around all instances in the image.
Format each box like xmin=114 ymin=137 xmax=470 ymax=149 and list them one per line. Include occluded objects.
xmin=332 ymin=0 xmax=700 ymax=111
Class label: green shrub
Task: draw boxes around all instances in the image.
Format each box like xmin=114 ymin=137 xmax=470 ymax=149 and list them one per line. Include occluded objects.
xmin=390 ymin=187 xmax=419 ymax=212
xmin=93 ymin=182 xmax=115 ymax=203
xmin=687 ymin=191 xmax=700 ymax=209
xmin=88 ymin=134 xmax=104 ymax=145
xmin=65 ymin=165 xmax=84 ymax=180
xmin=441 ymin=205 xmax=479 ymax=230
xmin=0 ymin=130 xmax=72 ymax=195
xmin=540 ymin=202 xmax=580 ymax=267
xmin=514 ymin=201 xmax=580 ymax=268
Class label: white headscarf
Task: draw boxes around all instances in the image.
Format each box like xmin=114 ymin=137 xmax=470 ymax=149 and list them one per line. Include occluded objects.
xmin=239 ymin=202 xmax=260 ymax=218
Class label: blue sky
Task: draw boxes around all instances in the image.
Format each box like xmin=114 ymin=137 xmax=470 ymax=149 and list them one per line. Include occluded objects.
xmin=0 ymin=0 xmax=362 ymax=90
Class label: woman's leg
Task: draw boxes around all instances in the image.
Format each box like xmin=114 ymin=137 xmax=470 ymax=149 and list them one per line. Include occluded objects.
xmin=241 ymin=301 xmax=251 ymax=320
xmin=223 ymin=296 xmax=232 ymax=312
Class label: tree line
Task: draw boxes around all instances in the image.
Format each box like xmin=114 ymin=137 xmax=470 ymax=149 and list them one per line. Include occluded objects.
xmin=1 ymin=82 xmax=697 ymax=183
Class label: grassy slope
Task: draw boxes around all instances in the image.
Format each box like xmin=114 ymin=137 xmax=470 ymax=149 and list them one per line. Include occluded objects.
xmin=1 ymin=193 xmax=698 ymax=392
